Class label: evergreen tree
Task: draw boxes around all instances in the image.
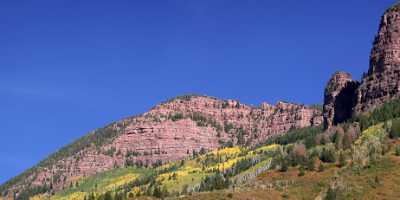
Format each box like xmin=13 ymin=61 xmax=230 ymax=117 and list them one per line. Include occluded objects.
xmin=338 ymin=151 xmax=346 ymax=168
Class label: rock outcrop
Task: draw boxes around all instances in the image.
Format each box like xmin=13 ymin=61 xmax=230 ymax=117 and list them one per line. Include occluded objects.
xmin=323 ymin=72 xmax=359 ymax=129
xmin=323 ymin=3 xmax=400 ymax=128
xmin=1 ymin=95 xmax=322 ymax=197
xmin=355 ymin=4 xmax=400 ymax=113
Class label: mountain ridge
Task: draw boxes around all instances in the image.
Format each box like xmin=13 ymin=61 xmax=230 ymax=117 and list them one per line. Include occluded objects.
xmin=0 ymin=94 xmax=322 ymax=198
xmin=4 ymin=2 xmax=400 ymax=200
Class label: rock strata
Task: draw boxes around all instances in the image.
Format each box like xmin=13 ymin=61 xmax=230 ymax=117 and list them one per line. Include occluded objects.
xmin=355 ymin=4 xmax=400 ymax=113
xmin=2 ymin=95 xmax=322 ymax=197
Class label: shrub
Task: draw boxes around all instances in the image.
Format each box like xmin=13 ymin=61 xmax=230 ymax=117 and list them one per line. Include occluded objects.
xmin=306 ymin=156 xmax=316 ymax=171
xmin=395 ymin=145 xmax=400 ymax=156
xmin=320 ymin=147 xmax=336 ymax=163
xmin=298 ymin=166 xmax=305 ymax=176
xmin=318 ymin=163 xmax=325 ymax=172
xmin=352 ymin=99 xmax=400 ymax=131
xmin=325 ymin=187 xmax=338 ymax=200
xmin=390 ymin=119 xmax=400 ymax=139
xmin=264 ymin=126 xmax=323 ymax=148
xmin=169 ymin=113 xmax=184 ymax=122
xmin=352 ymin=136 xmax=383 ymax=169
xmin=338 ymin=151 xmax=346 ymax=168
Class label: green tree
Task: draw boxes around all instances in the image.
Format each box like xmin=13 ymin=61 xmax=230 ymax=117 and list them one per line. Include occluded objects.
xmin=390 ymin=119 xmax=400 ymax=139
xmin=338 ymin=151 xmax=346 ymax=168
xmin=395 ymin=145 xmax=400 ymax=156
xmin=320 ymin=147 xmax=336 ymax=163
xmin=306 ymin=156 xmax=316 ymax=171
xmin=298 ymin=166 xmax=305 ymax=176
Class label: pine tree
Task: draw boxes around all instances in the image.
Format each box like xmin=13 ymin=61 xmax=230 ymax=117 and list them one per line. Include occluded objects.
xmin=338 ymin=151 xmax=346 ymax=168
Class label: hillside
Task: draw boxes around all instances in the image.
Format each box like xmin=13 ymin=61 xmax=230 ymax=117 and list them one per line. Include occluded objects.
xmin=13 ymin=99 xmax=400 ymax=200
xmin=0 ymin=95 xmax=322 ymax=199
xmin=4 ymin=2 xmax=400 ymax=200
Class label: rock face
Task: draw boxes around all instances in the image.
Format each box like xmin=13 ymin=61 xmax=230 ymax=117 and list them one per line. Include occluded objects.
xmin=323 ymin=4 xmax=400 ymax=128
xmin=1 ymin=95 xmax=322 ymax=197
xmin=355 ymin=4 xmax=400 ymax=113
xmin=323 ymin=72 xmax=359 ymax=129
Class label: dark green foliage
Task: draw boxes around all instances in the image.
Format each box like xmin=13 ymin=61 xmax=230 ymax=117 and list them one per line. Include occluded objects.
xmin=224 ymin=122 xmax=235 ymax=133
xmin=175 ymin=95 xmax=193 ymax=101
xmin=338 ymin=151 xmax=346 ymax=168
xmin=189 ymin=112 xmax=222 ymax=131
xmin=263 ymin=126 xmax=323 ymax=148
xmin=125 ymin=150 xmax=141 ymax=157
xmin=306 ymin=156 xmax=316 ymax=171
xmin=325 ymin=187 xmax=338 ymax=200
xmin=390 ymin=119 xmax=400 ymax=139
xmin=219 ymin=140 xmax=234 ymax=148
xmin=226 ymin=158 xmax=259 ymax=177
xmin=352 ymin=99 xmax=400 ymax=131
xmin=15 ymin=185 xmax=50 ymax=200
xmin=199 ymin=173 xmax=230 ymax=192
xmin=395 ymin=145 xmax=400 ymax=156
xmin=320 ymin=148 xmax=336 ymax=163
xmin=236 ymin=127 xmax=247 ymax=146
xmin=298 ymin=166 xmax=305 ymax=176
xmin=169 ymin=113 xmax=184 ymax=122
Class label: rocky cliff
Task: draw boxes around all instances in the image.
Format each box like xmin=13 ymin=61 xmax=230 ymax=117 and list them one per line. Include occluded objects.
xmin=323 ymin=3 xmax=400 ymax=127
xmin=1 ymin=95 xmax=322 ymax=197
xmin=355 ymin=4 xmax=400 ymax=113
xmin=323 ymin=72 xmax=359 ymax=129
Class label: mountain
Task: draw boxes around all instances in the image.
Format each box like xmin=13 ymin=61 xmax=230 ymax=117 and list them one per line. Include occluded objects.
xmin=323 ymin=2 xmax=400 ymax=129
xmin=0 ymin=95 xmax=322 ymax=198
xmin=3 ymin=2 xmax=400 ymax=200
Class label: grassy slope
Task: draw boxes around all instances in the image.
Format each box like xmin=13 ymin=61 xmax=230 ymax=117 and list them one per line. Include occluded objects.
xmin=174 ymin=153 xmax=400 ymax=200
xmin=26 ymin=118 xmax=400 ymax=200
xmin=50 ymin=167 xmax=153 ymax=200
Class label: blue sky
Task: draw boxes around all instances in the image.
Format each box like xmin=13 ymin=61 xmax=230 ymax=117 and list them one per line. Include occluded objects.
xmin=0 ymin=0 xmax=396 ymax=184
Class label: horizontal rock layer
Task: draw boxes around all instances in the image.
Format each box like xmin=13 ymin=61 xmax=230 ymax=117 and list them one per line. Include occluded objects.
xmin=3 ymin=95 xmax=322 ymax=196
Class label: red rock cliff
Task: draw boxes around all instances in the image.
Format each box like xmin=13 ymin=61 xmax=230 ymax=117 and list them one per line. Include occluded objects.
xmin=356 ymin=4 xmax=400 ymax=113
xmin=4 ymin=95 xmax=322 ymax=195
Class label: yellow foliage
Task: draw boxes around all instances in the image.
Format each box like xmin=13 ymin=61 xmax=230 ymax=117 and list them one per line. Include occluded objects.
xmin=104 ymin=173 xmax=138 ymax=190
xmin=157 ymin=166 xmax=201 ymax=181
xmin=356 ymin=123 xmax=386 ymax=145
xmin=131 ymin=186 xmax=141 ymax=196
xmin=255 ymin=144 xmax=280 ymax=153
xmin=52 ymin=192 xmax=87 ymax=200
xmin=29 ymin=195 xmax=43 ymax=200
xmin=206 ymin=157 xmax=242 ymax=171
xmin=213 ymin=147 xmax=241 ymax=156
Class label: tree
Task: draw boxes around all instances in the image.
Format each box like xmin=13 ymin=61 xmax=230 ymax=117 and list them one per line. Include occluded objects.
xmin=280 ymin=160 xmax=289 ymax=172
xmin=103 ymin=191 xmax=113 ymax=200
xmin=395 ymin=145 xmax=400 ymax=156
xmin=306 ymin=156 xmax=316 ymax=171
xmin=343 ymin=132 xmax=353 ymax=150
xmin=390 ymin=119 xmax=400 ymax=139
xmin=320 ymin=147 xmax=336 ymax=163
xmin=338 ymin=151 xmax=346 ymax=168
xmin=334 ymin=127 xmax=345 ymax=150
xmin=318 ymin=163 xmax=325 ymax=172
xmin=325 ymin=187 xmax=338 ymax=200
xmin=298 ymin=166 xmax=305 ymax=176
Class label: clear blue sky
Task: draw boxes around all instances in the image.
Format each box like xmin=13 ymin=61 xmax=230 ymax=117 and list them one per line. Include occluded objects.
xmin=0 ymin=0 xmax=396 ymax=184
